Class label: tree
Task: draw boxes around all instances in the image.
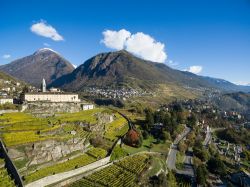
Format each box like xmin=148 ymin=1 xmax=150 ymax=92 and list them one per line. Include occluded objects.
xmin=142 ymin=130 xmax=149 ymax=139
xmin=154 ymin=110 xmax=165 ymax=123
xmin=196 ymin=165 xmax=208 ymax=185
xmin=177 ymin=111 xmax=187 ymax=124
xmin=22 ymin=85 xmax=29 ymax=93
xmin=207 ymin=156 xmax=226 ymax=176
xmin=166 ymin=170 xmax=177 ymax=187
xmin=145 ymin=108 xmax=154 ymax=130
xmin=186 ymin=131 xmax=196 ymax=147
xmin=178 ymin=140 xmax=188 ymax=153
xmin=172 ymin=103 xmax=183 ymax=112
xmin=187 ymin=113 xmax=197 ymax=128
xmin=243 ymin=150 xmax=250 ymax=161
xmin=123 ymin=129 xmax=142 ymax=148
xmin=193 ymin=147 xmax=209 ymax=162
xmin=193 ymin=156 xmax=203 ymax=169
xmin=161 ymin=131 xmax=171 ymax=141
xmin=208 ymin=144 xmax=217 ymax=156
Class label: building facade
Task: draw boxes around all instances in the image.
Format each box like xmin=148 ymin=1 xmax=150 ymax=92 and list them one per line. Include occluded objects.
xmin=24 ymin=93 xmax=80 ymax=103
xmin=82 ymin=104 xmax=94 ymax=110
xmin=0 ymin=98 xmax=13 ymax=104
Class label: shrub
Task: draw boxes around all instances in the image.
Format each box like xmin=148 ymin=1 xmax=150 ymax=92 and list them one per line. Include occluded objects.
xmin=207 ymin=156 xmax=226 ymax=176
xmin=110 ymin=146 xmax=128 ymax=161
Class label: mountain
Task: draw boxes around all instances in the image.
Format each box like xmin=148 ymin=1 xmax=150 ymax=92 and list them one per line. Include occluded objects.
xmin=50 ymin=50 xmax=250 ymax=93
xmin=212 ymin=92 xmax=250 ymax=119
xmin=203 ymin=77 xmax=250 ymax=93
xmin=0 ymin=48 xmax=75 ymax=87
xmin=50 ymin=50 xmax=211 ymax=91
xmin=0 ymin=70 xmax=26 ymax=93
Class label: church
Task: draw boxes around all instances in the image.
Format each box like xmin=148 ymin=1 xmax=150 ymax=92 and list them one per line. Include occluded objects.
xmin=23 ymin=79 xmax=80 ymax=103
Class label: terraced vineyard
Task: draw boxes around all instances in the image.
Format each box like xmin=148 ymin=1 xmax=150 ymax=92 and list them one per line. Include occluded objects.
xmin=0 ymin=108 xmax=129 ymax=185
xmin=0 ymin=108 xmax=108 ymax=147
xmin=86 ymin=147 xmax=107 ymax=159
xmin=104 ymin=113 xmax=128 ymax=141
xmin=57 ymin=108 xmax=104 ymax=124
xmin=70 ymin=154 xmax=150 ymax=187
xmin=2 ymin=131 xmax=73 ymax=147
xmin=24 ymin=147 xmax=107 ymax=183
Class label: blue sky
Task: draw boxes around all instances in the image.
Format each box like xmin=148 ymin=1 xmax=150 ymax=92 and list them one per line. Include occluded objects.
xmin=0 ymin=0 xmax=250 ymax=84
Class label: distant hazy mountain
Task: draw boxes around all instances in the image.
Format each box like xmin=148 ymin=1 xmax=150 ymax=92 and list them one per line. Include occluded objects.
xmin=212 ymin=92 xmax=250 ymax=119
xmin=202 ymin=77 xmax=250 ymax=93
xmin=0 ymin=48 xmax=75 ymax=87
xmin=49 ymin=50 xmax=250 ymax=93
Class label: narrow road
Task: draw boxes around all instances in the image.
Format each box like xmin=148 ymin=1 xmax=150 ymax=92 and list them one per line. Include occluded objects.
xmin=176 ymin=151 xmax=194 ymax=177
xmin=166 ymin=126 xmax=191 ymax=170
xmin=203 ymin=129 xmax=211 ymax=147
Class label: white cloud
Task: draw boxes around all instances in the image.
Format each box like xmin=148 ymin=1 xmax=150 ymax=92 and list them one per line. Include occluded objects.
xmin=43 ymin=43 xmax=50 ymax=47
xmin=185 ymin=66 xmax=203 ymax=74
xmin=72 ymin=64 xmax=77 ymax=69
xmin=2 ymin=54 xmax=11 ymax=59
xmin=30 ymin=20 xmax=64 ymax=41
xmin=101 ymin=29 xmax=167 ymax=63
xmin=101 ymin=29 xmax=131 ymax=50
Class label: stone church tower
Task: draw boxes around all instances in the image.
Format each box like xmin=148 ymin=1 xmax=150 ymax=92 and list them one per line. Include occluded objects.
xmin=41 ymin=78 xmax=46 ymax=92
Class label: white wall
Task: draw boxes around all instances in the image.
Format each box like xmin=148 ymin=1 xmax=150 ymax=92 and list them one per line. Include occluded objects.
xmin=0 ymin=99 xmax=13 ymax=104
xmin=82 ymin=104 xmax=94 ymax=110
xmin=24 ymin=94 xmax=80 ymax=102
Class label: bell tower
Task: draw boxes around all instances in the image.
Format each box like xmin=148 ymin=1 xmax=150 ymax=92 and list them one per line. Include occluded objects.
xmin=41 ymin=78 xmax=46 ymax=92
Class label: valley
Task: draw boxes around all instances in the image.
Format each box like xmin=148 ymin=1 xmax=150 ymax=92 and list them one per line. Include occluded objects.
xmin=0 ymin=49 xmax=249 ymax=187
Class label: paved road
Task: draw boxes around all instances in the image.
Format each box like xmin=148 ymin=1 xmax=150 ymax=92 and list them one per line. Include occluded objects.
xmin=203 ymin=130 xmax=211 ymax=147
xmin=176 ymin=151 xmax=194 ymax=177
xmin=166 ymin=126 xmax=191 ymax=170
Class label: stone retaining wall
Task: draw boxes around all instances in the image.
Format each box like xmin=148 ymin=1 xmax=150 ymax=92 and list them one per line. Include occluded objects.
xmin=0 ymin=109 xmax=19 ymax=114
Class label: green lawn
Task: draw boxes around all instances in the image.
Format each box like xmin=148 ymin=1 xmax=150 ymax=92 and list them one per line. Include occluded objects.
xmin=123 ymin=136 xmax=171 ymax=155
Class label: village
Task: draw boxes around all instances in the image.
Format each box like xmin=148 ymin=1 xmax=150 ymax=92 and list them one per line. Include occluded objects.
xmin=0 ymin=78 xmax=94 ymax=112
xmin=83 ymin=87 xmax=152 ymax=100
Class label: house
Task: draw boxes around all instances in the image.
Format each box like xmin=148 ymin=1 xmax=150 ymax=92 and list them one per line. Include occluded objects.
xmin=49 ymin=87 xmax=61 ymax=92
xmin=82 ymin=104 xmax=94 ymax=110
xmin=0 ymin=98 xmax=13 ymax=105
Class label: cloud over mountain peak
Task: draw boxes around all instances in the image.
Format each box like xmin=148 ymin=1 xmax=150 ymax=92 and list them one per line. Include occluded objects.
xmin=101 ymin=29 xmax=167 ymax=63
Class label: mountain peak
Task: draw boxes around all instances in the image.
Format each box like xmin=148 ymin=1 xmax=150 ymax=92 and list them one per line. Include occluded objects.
xmin=34 ymin=48 xmax=59 ymax=55
xmin=0 ymin=49 xmax=74 ymax=87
